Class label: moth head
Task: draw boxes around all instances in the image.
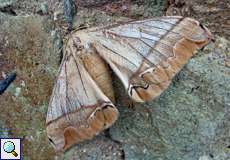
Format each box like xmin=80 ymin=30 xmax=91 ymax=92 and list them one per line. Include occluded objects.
xmin=72 ymin=36 xmax=96 ymax=55
xmin=72 ymin=36 xmax=84 ymax=52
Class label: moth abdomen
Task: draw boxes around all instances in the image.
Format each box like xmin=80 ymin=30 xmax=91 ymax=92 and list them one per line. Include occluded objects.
xmin=80 ymin=51 xmax=115 ymax=102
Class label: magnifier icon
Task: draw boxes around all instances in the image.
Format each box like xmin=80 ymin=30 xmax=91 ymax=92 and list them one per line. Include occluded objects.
xmin=3 ymin=141 xmax=18 ymax=157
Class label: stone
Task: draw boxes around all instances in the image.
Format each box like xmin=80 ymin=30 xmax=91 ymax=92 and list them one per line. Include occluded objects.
xmin=40 ymin=2 xmax=49 ymax=14
xmin=143 ymin=0 xmax=167 ymax=17
xmin=0 ymin=0 xmax=17 ymax=8
xmin=0 ymin=12 xmax=59 ymax=159
xmin=63 ymin=135 xmax=123 ymax=160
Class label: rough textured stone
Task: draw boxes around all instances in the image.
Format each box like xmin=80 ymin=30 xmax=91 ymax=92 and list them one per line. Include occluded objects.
xmin=166 ymin=0 xmax=230 ymax=39
xmin=0 ymin=0 xmax=17 ymax=8
xmin=63 ymin=135 xmax=123 ymax=160
xmin=0 ymin=12 xmax=58 ymax=159
xmin=143 ymin=0 xmax=167 ymax=17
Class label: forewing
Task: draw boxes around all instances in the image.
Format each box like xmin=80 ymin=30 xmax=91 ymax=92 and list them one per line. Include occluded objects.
xmin=90 ymin=16 xmax=213 ymax=102
xmin=46 ymin=43 xmax=118 ymax=152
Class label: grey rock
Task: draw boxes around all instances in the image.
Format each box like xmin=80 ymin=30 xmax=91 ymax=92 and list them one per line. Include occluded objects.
xmin=0 ymin=0 xmax=50 ymax=15
xmin=40 ymin=2 xmax=49 ymax=14
xmin=63 ymin=135 xmax=123 ymax=160
xmin=143 ymin=0 xmax=167 ymax=17
xmin=64 ymin=0 xmax=77 ymax=30
xmin=51 ymin=29 xmax=63 ymax=61
xmin=75 ymin=0 xmax=114 ymax=7
xmin=0 ymin=0 xmax=17 ymax=8
xmin=0 ymin=122 xmax=9 ymax=137
xmin=0 ymin=12 xmax=59 ymax=159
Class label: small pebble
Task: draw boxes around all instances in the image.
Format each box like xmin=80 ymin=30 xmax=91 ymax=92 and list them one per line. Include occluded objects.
xmin=199 ymin=155 xmax=211 ymax=160
xmin=14 ymin=87 xmax=21 ymax=97
xmin=40 ymin=2 xmax=49 ymax=14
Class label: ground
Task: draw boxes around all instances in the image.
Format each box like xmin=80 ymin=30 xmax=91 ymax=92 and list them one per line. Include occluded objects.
xmin=0 ymin=0 xmax=229 ymax=160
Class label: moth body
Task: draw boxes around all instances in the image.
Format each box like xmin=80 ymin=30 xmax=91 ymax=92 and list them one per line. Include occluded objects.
xmin=46 ymin=16 xmax=213 ymax=152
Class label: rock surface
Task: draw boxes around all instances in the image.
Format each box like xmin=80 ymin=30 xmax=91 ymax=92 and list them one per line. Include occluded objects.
xmin=0 ymin=0 xmax=17 ymax=8
xmin=0 ymin=0 xmax=229 ymax=160
xmin=0 ymin=12 xmax=58 ymax=159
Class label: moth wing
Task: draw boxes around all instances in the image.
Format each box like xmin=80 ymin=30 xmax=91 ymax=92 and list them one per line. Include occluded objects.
xmin=46 ymin=45 xmax=118 ymax=152
xmin=90 ymin=16 xmax=213 ymax=102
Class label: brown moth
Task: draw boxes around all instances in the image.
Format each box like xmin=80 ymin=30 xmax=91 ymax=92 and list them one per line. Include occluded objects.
xmin=46 ymin=16 xmax=213 ymax=152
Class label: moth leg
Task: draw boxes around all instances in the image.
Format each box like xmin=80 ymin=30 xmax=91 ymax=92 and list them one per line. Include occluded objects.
xmin=123 ymin=98 xmax=136 ymax=109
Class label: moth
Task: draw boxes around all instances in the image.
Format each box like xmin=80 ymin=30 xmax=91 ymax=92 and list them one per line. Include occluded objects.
xmin=46 ymin=16 xmax=213 ymax=152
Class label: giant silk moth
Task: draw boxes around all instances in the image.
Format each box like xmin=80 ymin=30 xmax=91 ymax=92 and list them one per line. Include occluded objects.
xmin=46 ymin=16 xmax=213 ymax=152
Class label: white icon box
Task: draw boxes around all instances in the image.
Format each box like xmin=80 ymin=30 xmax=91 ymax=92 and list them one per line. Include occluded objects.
xmin=0 ymin=138 xmax=21 ymax=160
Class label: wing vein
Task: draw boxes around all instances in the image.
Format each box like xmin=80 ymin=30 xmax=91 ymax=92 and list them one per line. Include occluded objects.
xmin=104 ymin=31 xmax=168 ymax=63
xmin=69 ymin=48 xmax=89 ymax=99
xmin=101 ymin=44 xmax=138 ymax=68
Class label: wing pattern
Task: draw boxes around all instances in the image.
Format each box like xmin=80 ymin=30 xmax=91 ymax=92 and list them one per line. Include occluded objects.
xmin=90 ymin=16 xmax=213 ymax=102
